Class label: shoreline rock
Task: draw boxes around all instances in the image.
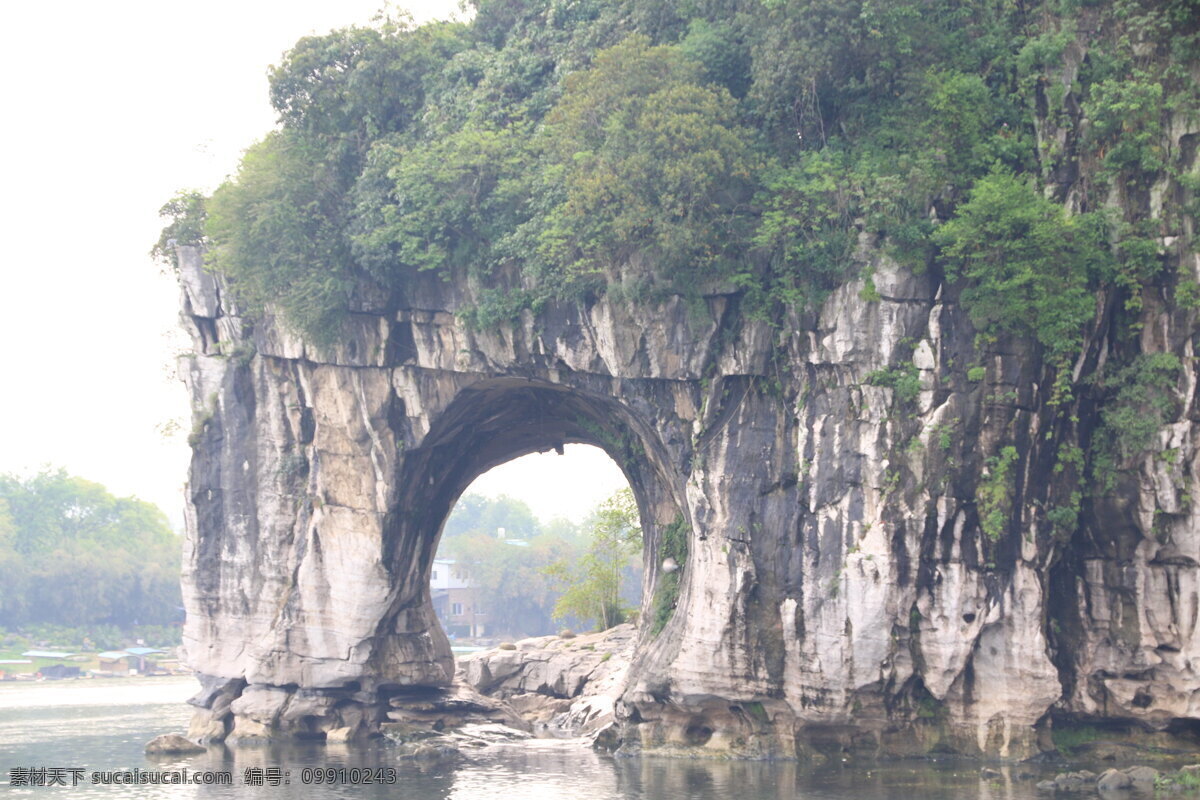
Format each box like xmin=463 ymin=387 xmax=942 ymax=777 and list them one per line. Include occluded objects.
xmin=145 ymin=734 xmax=205 ymax=755
xmin=457 ymin=625 xmax=634 ymax=739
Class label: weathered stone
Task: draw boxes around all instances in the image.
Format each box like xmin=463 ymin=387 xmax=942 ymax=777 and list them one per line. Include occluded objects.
xmin=186 ymin=708 xmax=229 ymax=744
xmin=175 ymin=112 xmax=1200 ymax=761
xmin=1054 ymin=772 xmax=1092 ymax=791
xmin=325 ymin=726 xmax=359 ymax=743
xmin=591 ymin=722 xmax=621 ymax=753
xmin=1096 ymin=768 xmax=1133 ymax=791
xmin=1124 ymin=766 xmax=1158 ymax=784
xmin=229 ymin=685 xmax=290 ymax=726
xmin=451 ymin=722 xmax=533 ymax=743
xmin=505 ymin=693 xmax=573 ymax=725
xmin=226 ymin=718 xmax=272 ymax=745
xmin=394 ymin=740 xmax=462 ymax=761
xmin=458 ymin=625 xmax=634 ymax=702
xmin=145 ymin=734 xmax=205 ymax=755
xmin=381 ymin=684 xmax=528 ymax=734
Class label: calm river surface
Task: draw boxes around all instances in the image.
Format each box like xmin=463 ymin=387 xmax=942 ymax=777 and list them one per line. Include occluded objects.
xmin=0 ymin=676 xmax=1060 ymax=799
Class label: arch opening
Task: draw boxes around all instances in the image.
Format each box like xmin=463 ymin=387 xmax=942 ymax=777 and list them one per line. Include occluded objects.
xmin=375 ymin=378 xmax=687 ymax=687
xmin=432 ymin=444 xmax=636 ymax=642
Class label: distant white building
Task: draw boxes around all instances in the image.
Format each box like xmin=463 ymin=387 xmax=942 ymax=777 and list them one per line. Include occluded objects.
xmin=430 ymin=558 xmax=485 ymax=637
xmin=430 ymin=558 xmax=472 ymax=590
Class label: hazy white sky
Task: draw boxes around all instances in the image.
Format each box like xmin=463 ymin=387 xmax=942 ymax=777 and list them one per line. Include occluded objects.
xmin=0 ymin=0 xmax=626 ymax=526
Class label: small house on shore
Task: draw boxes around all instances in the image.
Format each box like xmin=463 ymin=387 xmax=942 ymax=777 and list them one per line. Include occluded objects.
xmin=96 ymin=648 xmax=165 ymax=675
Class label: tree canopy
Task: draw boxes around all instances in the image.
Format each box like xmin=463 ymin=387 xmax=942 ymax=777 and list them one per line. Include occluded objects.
xmin=435 ymin=491 xmax=642 ymax=636
xmin=159 ymin=0 xmax=1197 ymax=361
xmin=544 ymin=488 xmax=642 ymax=631
xmin=0 ymin=470 xmax=181 ymax=628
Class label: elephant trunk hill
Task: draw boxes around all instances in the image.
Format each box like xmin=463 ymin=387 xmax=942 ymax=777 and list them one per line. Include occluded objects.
xmin=169 ymin=0 xmax=1200 ymax=761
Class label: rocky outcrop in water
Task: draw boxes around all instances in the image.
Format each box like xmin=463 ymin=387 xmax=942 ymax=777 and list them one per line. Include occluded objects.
xmin=145 ymin=734 xmax=205 ymax=755
xmin=175 ymin=95 xmax=1200 ymax=758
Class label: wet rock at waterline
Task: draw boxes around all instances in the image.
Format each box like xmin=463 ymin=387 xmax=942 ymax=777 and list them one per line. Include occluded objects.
xmin=144 ymin=734 xmax=205 ymax=756
xmin=1036 ymin=765 xmax=1166 ymax=793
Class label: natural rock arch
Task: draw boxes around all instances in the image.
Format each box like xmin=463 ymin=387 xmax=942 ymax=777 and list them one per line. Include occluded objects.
xmin=177 ymin=244 xmax=1200 ymax=761
xmin=376 ymin=377 xmax=687 ymax=690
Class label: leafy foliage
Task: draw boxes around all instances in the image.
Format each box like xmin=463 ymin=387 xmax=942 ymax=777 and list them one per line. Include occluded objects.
xmin=206 ymin=132 xmax=358 ymax=341
xmin=444 ymin=531 xmax=574 ymax=636
xmin=1084 ymin=75 xmax=1166 ymax=180
xmin=0 ymin=470 xmax=181 ymax=627
xmin=536 ymin=35 xmax=755 ymax=290
xmin=977 ymin=446 xmax=1019 ymax=541
xmin=545 ymin=489 xmax=642 ymax=631
xmin=1088 ymin=352 xmax=1182 ymax=491
xmin=933 ymin=172 xmax=1110 ymax=391
xmin=442 ymin=493 xmax=542 ymax=542
xmin=166 ymin=0 xmax=1196 ymax=372
xmin=353 ymin=125 xmax=535 ymax=278
xmin=750 ymin=149 xmax=862 ymax=309
xmin=437 ymin=491 xmax=644 ymax=636
xmin=867 ymin=364 xmax=922 ymax=404
xmin=151 ymin=191 xmax=206 ymax=267
xmin=440 ymin=494 xmax=574 ymax=636
xmin=649 ymin=513 xmax=689 ymax=636
xmin=268 ymin=20 xmax=468 ymax=153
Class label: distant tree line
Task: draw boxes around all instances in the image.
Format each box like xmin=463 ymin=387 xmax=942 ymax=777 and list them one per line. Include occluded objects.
xmin=0 ymin=470 xmax=182 ymax=629
xmin=439 ymin=490 xmax=641 ymax=636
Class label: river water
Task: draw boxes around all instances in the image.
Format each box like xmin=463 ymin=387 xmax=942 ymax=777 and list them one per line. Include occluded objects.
xmin=0 ymin=676 xmax=1062 ymax=799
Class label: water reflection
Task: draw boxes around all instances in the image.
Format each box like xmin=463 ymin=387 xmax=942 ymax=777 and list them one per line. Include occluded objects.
xmin=0 ymin=677 xmax=1058 ymax=799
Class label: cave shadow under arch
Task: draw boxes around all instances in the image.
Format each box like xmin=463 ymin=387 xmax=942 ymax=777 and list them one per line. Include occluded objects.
xmin=376 ymin=377 xmax=687 ymax=687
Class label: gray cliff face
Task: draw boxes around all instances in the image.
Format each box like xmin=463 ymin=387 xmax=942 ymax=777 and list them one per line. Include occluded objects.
xmin=177 ymin=106 xmax=1200 ymax=755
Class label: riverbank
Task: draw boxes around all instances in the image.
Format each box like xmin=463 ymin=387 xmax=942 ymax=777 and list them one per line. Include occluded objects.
xmin=8 ymin=674 xmax=1200 ymax=798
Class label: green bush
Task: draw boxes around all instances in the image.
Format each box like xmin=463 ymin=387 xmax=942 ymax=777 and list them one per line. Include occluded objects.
xmin=1089 ymin=352 xmax=1182 ymax=491
xmin=752 ymin=149 xmax=861 ymax=309
xmin=205 ymin=132 xmax=358 ymax=343
xmin=151 ymin=191 xmax=206 ymax=267
xmin=0 ymin=471 xmax=181 ymax=628
xmin=536 ymin=35 xmax=756 ymax=290
xmin=1083 ymin=75 xmax=1166 ymax=181
xmin=977 ymin=446 xmax=1019 ymax=541
xmin=160 ymin=0 xmax=1189 ymax=357
xmin=866 ymin=364 xmax=922 ymax=404
xmin=351 ymin=124 xmax=535 ymax=279
xmin=649 ymin=514 xmax=689 ymax=637
xmin=934 ymin=172 xmax=1111 ymax=395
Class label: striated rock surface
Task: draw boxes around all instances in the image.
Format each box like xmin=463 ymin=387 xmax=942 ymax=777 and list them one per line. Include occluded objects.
xmin=458 ymin=625 xmax=634 ymax=700
xmin=459 ymin=625 xmax=634 ymax=735
xmin=176 ymin=98 xmax=1200 ymax=760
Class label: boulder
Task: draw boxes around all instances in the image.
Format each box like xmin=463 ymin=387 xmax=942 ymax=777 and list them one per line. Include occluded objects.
xmin=186 ymin=708 xmax=228 ymax=744
xmin=144 ymin=734 xmax=205 ymax=755
xmin=1124 ymin=766 xmax=1158 ymax=785
xmin=1096 ymin=769 xmax=1132 ymax=792
xmin=458 ymin=624 xmax=634 ymax=701
xmin=325 ymin=726 xmax=361 ymax=743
